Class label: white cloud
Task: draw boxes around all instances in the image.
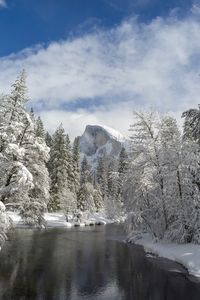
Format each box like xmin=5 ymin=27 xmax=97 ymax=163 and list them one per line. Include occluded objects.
xmin=1 ymin=14 xmax=200 ymax=136
xmin=39 ymin=103 xmax=133 ymax=140
xmin=0 ymin=0 xmax=6 ymax=8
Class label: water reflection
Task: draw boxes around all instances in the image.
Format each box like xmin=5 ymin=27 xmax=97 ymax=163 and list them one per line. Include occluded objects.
xmin=0 ymin=225 xmax=199 ymax=300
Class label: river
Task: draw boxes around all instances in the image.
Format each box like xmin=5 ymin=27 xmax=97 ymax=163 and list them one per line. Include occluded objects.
xmin=0 ymin=224 xmax=199 ymax=300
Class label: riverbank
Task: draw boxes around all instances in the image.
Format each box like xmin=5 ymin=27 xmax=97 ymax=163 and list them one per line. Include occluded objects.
xmin=127 ymin=233 xmax=200 ymax=278
xmin=7 ymin=211 xmax=114 ymax=228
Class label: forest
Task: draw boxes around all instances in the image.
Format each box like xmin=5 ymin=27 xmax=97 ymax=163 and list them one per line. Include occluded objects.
xmin=0 ymin=70 xmax=200 ymax=247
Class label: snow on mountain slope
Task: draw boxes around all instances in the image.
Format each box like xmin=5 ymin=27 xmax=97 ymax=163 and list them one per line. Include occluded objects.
xmin=79 ymin=124 xmax=127 ymax=167
xmin=94 ymin=124 xmax=126 ymax=142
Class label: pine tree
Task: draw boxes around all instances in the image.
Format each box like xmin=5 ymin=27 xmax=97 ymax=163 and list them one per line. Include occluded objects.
xmin=118 ymin=147 xmax=128 ymax=175
xmin=48 ymin=125 xmax=70 ymax=211
xmin=96 ymin=155 xmax=108 ymax=200
xmin=0 ymin=70 xmax=28 ymax=155
xmin=0 ymin=70 xmax=33 ymax=205
xmin=45 ymin=131 xmax=53 ymax=175
xmin=80 ymin=156 xmax=90 ymax=185
xmin=45 ymin=132 xmax=53 ymax=148
xmin=107 ymin=169 xmax=123 ymax=219
xmin=65 ymin=134 xmax=75 ymax=193
xmin=19 ymin=116 xmax=50 ymax=226
xmin=72 ymin=138 xmax=80 ymax=195
xmin=77 ymin=182 xmax=95 ymax=212
xmin=182 ymin=105 xmax=200 ymax=144
xmin=93 ymin=187 xmax=103 ymax=212
xmin=61 ymin=190 xmax=77 ymax=221
xmin=118 ymin=147 xmax=128 ymax=202
xmin=8 ymin=69 xmax=28 ymax=125
xmin=0 ymin=70 xmax=50 ymax=227
xmin=181 ymin=107 xmax=200 ymax=243
xmin=35 ymin=116 xmax=45 ymax=138
xmin=30 ymin=107 xmax=35 ymax=120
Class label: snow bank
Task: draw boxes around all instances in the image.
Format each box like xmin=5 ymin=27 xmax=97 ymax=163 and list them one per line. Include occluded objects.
xmin=128 ymin=233 xmax=200 ymax=278
xmin=7 ymin=211 xmax=114 ymax=228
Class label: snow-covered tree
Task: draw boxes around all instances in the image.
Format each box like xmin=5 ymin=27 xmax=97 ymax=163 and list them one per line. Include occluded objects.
xmin=0 ymin=71 xmax=33 ymax=207
xmin=35 ymin=116 xmax=45 ymax=138
xmin=106 ymin=170 xmax=123 ymax=219
xmin=45 ymin=132 xmax=53 ymax=148
xmin=0 ymin=202 xmax=11 ymax=246
xmin=118 ymin=147 xmax=128 ymax=203
xmin=72 ymin=138 xmax=80 ymax=195
xmin=118 ymin=147 xmax=129 ymax=175
xmin=48 ymin=125 xmax=70 ymax=211
xmin=179 ymin=107 xmax=200 ymax=243
xmin=45 ymin=131 xmax=53 ymax=175
xmin=61 ymin=190 xmax=77 ymax=221
xmin=19 ymin=116 xmax=50 ymax=226
xmin=182 ymin=105 xmax=200 ymax=144
xmin=0 ymin=70 xmax=50 ymax=228
xmin=93 ymin=187 xmax=103 ymax=212
xmin=125 ymin=110 xmax=200 ymax=244
xmin=80 ymin=155 xmax=90 ymax=185
xmin=65 ymin=134 xmax=76 ymax=193
xmin=77 ymin=182 xmax=95 ymax=212
xmin=125 ymin=111 xmax=172 ymax=238
xmin=96 ymin=155 xmax=108 ymax=200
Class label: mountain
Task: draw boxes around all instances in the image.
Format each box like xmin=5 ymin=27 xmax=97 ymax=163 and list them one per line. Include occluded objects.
xmin=79 ymin=124 xmax=127 ymax=167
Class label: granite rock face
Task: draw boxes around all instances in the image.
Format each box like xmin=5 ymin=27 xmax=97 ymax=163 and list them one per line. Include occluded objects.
xmin=79 ymin=124 xmax=126 ymax=167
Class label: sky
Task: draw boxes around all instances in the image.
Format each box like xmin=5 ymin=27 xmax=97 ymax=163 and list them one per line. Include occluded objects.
xmin=0 ymin=0 xmax=200 ymax=139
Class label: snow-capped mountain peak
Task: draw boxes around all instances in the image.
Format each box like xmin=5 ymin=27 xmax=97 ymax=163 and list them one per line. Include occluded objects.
xmin=79 ymin=124 xmax=126 ymax=167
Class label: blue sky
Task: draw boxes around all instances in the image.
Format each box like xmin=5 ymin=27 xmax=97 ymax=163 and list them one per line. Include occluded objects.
xmin=0 ymin=0 xmax=194 ymax=56
xmin=0 ymin=0 xmax=200 ymax=137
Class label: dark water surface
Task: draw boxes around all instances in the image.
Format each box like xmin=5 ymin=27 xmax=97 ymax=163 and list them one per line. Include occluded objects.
xmin=0 ymin=225 xmax=199 ymax=300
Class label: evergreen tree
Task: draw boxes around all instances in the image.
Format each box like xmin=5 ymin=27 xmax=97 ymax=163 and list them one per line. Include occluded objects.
xmin=19 ymin=116 xmax=50 ymax=226
xmin=80 ymin=156 xmax=90 ymax=184
xmin=45 ymin=131 xmax=53 ymax=175
xmin=48 ymin=125 xmax=69 ymax=211
xmin=0 ymin=70 xmax=33 ymax=204
xmin=182 ymin=105 xmax=200 ymax=144
xmin=182 ymin=106 xmax=200 ymax=191
xmin=35 ymin=116 xmax=45 ymax=138
xmin=118 ymin=147 xmax=129 ymax=175
xmin=96 ymin=155 xmax=108 ymax=200
xmin=77 ymin=182 xmax=95 ymax=212
xmin=8 ymin=69 xmax=28 ymax=124
xmin=61 ymin=190 xmax=77 ymax=221
xmin=117 ymin=147 xmax=128 ymax=207
xmin=107 ymin=170 xmax=123 ymax=219
xmin=72 ymin=138 xmax=80 ymax=195
xmin=45 ymin=132 xmax=53 ymax=148
xmin=65 ymin=134 xmax=75 ymax=193
xmin=93 ymin=187 xmax=103 ymax=212
xmin=0 ymin=70 xmax=50 ymax=227
xmin=30 ymin=107 xmax=35 ymax=120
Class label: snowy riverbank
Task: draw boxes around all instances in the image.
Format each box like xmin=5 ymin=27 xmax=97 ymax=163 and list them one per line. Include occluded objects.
xmin=7 ymin=211 xmax=114 ymax=228
xmin=127 ymin=233 xmax=200 ymax=278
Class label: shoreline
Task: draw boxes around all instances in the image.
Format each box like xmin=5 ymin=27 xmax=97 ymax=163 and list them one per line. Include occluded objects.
xmin=7 ymin=211 xmax=114 ymax=229
xmin=127 ymin=233 xmax=200 ymax=279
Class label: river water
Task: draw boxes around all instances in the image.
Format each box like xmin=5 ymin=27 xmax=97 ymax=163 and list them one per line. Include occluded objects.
xmin=0 ymin=224 xmax=199 ymax=300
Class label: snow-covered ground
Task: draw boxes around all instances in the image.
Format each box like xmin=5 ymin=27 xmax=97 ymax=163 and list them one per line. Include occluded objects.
xmin=7 ymin=211 xmax=114 ymax=228
xmin=128 ymin=233 xmax=200 ymax=278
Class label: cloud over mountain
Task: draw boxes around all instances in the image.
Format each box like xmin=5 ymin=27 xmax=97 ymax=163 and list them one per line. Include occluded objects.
xmin=0 ymin=9 xmax=200 ymax=136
